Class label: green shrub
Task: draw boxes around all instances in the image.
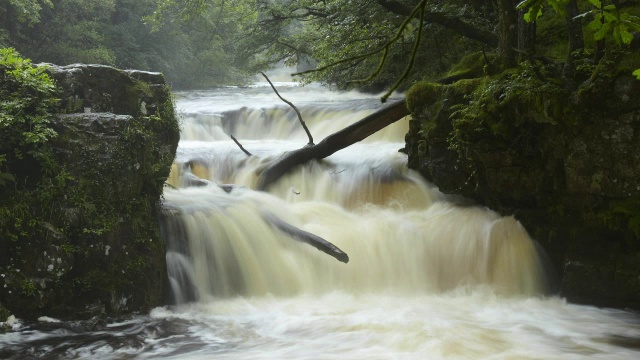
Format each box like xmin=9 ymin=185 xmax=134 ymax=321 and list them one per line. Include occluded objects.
xmin=0 ymin=47 xmax=59 ymax=184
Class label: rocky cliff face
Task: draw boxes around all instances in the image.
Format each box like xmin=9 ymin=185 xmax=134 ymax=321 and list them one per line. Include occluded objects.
xmin=0 ymin=64 xmax=179 ymax=320
xmin=405 ymin=61 xmax=640 ymax=308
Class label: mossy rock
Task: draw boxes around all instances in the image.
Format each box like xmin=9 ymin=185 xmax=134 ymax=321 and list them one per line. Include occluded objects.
xmin=405 ymin=52 xmax=640 ymax=308
xmin=0 ymin=64 xmax=179 ymax=320
xmin=443 ymin=51 xmax=498 ymax=80
xmin=406 ymin=81 xmax=443 ymax=113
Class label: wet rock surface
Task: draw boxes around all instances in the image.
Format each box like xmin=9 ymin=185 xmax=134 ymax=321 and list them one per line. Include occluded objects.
xmin=0 ymin=64 xmax=179 ymax=320
xmin=405 ymin=69 xmax=640 ymax=308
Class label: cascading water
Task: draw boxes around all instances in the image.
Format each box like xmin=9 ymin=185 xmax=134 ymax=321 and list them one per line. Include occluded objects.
xmin=1 ymin=82 xmax=639 ymax=360
xmin=162 ymin=83 xmax=549 ymax=302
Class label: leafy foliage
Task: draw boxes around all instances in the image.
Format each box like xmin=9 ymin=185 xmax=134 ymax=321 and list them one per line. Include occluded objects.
xmin=293 ymin=0 xmax=429 ymax=101
xmin=0 ymin=0 xmax=497 ymax=90
xmin=144 ymin=0 xmax=261 ymax=86
xmin=516 ymin=0 xmax=569 ymax=22
xmin=0 ymin=48 xmax=58 ymax=250
xmin=2 ymin=0 xmax=637 ymax=90
xmin=0 ymin=48 xmax=58 ymax=182
xmin=149 ymin=0 xmax=493 ymax=92
xmin=5 ymin=0 xmax=53 ymax=25
xmin=0 ymin=0 xmax=256 ymax=88
xmin=517 ymin=0 xmax=640 ymax=77
xmin=580 ymin=1 xmax=640 ymax=45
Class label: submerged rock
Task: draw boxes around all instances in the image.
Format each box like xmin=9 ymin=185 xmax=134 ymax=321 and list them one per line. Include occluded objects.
xmin=0 ymin=64 xmax=179 ymax=320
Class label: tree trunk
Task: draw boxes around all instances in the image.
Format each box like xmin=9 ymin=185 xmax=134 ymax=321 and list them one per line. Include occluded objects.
xmin=565 ymin=0 xmax=584 ymax=54
xmin=257 ymin=99 xmax=410 ymax=190
xmin=497 ymin=0 xmax=518 ymax=68
xmin=517 ymin=9 xmax=536 ymax=59
xmin=564 ymin=0 xmax=585 ymax=77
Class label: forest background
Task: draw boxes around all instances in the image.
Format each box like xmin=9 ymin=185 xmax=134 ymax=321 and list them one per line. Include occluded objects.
xmin=7 ymin=0 xmax=638 ymax=91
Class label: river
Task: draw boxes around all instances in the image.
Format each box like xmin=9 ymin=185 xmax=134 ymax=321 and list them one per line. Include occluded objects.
xmin=1 ymin=82 xmax=639 ymax=359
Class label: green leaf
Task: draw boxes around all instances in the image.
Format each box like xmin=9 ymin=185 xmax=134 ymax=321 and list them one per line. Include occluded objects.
xmin=620 ymin=14 xmax=640 ymax=32
xmin=548 ymin=0 xmax=569 ymax=14
xmin=603 ymin=10 xmax=618 ymax=23
xmin=524 ymin=4 xmax=543 ymax=22
xmin=612 ymin=25 xmax=622 ymax=44
xmin=617 ymin=24 xmax=634 ymax=44
xmin=594 ymin=21 xmax=611 ymax=40
xmin=620 ymin=31 xmax=634 ymax=44
xmin=633 ymin=69 xmax=640 ymax=80
xmin=624 ymin=20 xmax=640 ymax=32
xmin=587 ymin=14 xmax=604 ymax=31
xmin=588 ymin=0 xmax=602 ymax=8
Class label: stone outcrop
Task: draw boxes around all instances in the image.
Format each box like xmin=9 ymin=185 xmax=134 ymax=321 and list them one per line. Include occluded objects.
xmin=0 ymin=64 xmax=179 ymax=320
xmin=405 ymin=61 xmax=640 ymax=308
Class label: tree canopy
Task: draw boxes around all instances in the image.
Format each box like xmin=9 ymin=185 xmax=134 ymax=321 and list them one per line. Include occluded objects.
xmin=0 ymin=0 xmax=260 ymax=87
xmin=143 ymin=0 xmax=640 ymax=90
xmin=1 ymin=0 xmax=638 ymax=89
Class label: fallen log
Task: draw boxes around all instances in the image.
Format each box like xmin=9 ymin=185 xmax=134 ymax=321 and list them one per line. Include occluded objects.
xmin=164 ymin=182 xmax=348 ymax=262
xmin=257 ymin=98 xmax=409 ymax=190
xmin=262 ymin=212 xmax=349 ymax=263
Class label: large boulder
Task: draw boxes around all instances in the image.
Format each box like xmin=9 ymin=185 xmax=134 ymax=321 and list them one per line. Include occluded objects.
xmin=0 ymin=64 xmax=179 ymax=320
xmin=405 ymin=60 xmax=640 ymax=308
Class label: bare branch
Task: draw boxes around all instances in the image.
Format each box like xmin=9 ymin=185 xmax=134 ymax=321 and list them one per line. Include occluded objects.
xmin=381 ymin=0 xmax=426 ymax=103
xmin=293 ymin=0 xmax=426 ymax=81
xmin=230 ymin=135 xmax=252 ymax=156
xmin=260 ymin=71 xmax=314 ymax=145
xmin=347 ymin=45 xmax=390 ymax=85
xmin=376 ymin=0 xmax=499 ymax=47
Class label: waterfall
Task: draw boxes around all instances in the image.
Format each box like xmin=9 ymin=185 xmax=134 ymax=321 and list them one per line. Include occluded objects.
xmin=4 ymin=85 xmax=639 ymax=360
xmin=162 ymin=85 xmax=551 ymax=304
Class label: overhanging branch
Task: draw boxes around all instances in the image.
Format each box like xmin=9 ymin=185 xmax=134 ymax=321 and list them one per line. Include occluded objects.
xmin=260 ymin=72 xmax=314 ymax=145
xmin=376 ymin=0 xmax=499 ymax=47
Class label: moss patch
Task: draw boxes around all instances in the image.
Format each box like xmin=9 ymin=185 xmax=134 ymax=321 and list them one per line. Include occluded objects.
xmin=406 ymin=81 xmax=443 ymax=113
xmin=455 ymin=66 xmax=572 ymax=135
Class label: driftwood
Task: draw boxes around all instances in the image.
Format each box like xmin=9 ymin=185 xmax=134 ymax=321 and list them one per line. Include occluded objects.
xmin=257 ymin=98 xmax=410 ymax=190
xmin=262 ymin=212 xmax=349 ymax=263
